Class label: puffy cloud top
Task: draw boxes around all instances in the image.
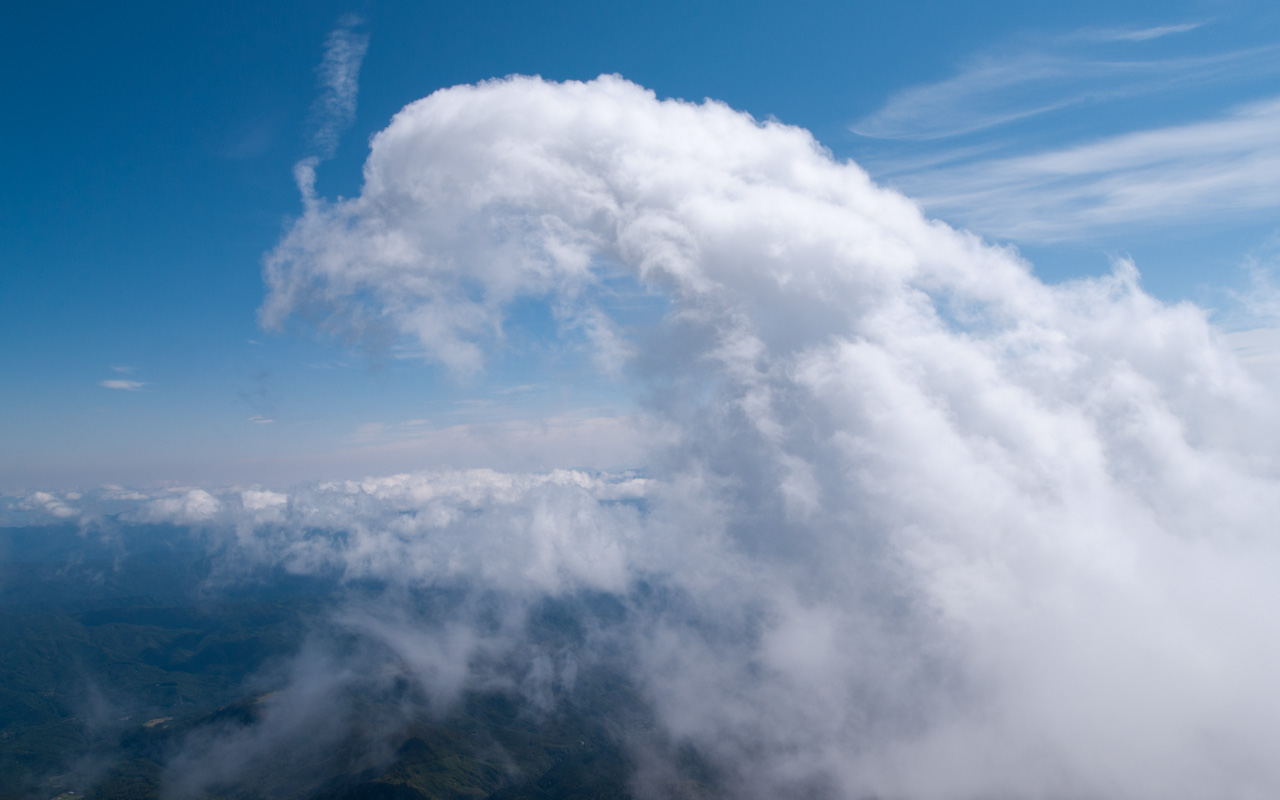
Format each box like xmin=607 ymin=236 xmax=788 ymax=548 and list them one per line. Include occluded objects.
xmin=262 ymin=74 xmax=1037 ymax=375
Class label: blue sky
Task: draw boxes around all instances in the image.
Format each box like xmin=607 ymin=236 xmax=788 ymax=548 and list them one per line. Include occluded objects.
xmin=4 ymin=0 xmax=1280 ymax=490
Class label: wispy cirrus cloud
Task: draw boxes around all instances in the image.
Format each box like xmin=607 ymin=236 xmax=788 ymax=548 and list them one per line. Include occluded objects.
xmin=889 ymin=95 xmax=1280 ymax=240
xmin=851 ymin=20 xmax=1280 ymax=244
xmin=100 ymin=379 xmax=145 ymax=391
xmin=308 ymin=14 xmax=368 ymax=160
xmin=851 ymin=27 xmax=1276 ymax=141
xmin=295 ymin=14 xmax=369 ymax=204
xmin=1083 ymin=22 xmax=1206 ymax=42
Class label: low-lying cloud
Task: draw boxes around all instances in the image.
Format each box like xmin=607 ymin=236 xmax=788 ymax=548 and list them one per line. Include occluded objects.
xmin=23 ymin=75 xmax=1280 ymax=798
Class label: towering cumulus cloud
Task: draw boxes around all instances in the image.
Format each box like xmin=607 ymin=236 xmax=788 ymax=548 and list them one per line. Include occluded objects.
xmin=246 ymin=76 xmax=1280 ymax=798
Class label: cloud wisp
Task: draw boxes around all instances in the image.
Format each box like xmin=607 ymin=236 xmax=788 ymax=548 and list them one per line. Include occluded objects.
xmin=851 ymin=27 xmax=1275 ymax=142
xmin=48 ymin=75 xmax=1280 ymax=798
xmin=1084 ymin=22 xmax=1206 ymax=42
xmin=309 ymin=14 xmax=368 ymax=160
xmin=849 ymin=22 xmax=1280 ymax=243
xmin=294 ymin=15 xmax=369 ymax=205
xmin=99 ymin=379 xmax=145 ymax=391
xmin=887 ymin=95 xmax=1280 ymax=240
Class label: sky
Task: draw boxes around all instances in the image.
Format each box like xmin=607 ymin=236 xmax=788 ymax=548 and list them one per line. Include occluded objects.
xmin=4 ymin=0 xmax=1280 ymax=488
xmin=9 ymin=3 xmax=1280 ymax=798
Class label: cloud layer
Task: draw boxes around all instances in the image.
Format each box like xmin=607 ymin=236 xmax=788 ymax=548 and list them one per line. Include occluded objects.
xmin=34 ymin=75 xmax=1280 ymax=798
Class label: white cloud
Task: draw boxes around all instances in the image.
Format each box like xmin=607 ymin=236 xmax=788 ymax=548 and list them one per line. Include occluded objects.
xmin=1225 ymin=326 xmax=1280 ymax=372
xmin=853 ymin=53 xmax=1085 ymax=140
xmin=113 ymin=469 xmax=648 ymax=597
xmin=248 ymin=415 xmax=276 ymax=424
xmin=851 ymin=32 xmax=1278 ymax=142
xmin=240 ymin=488 xmax=287 ymax=511
xmin=99 ymin=379 xmax=145 ymax=391
xmin=293 ymin=15 xmax=369 ymax=207
xmin=1086 ymin=22 xmax=1205 ymax=42
xmin=132 ymin=488 xmax=221 ymax=524
xmin=309 ymin=15 xmax=368 ymax=160
xmin=849 ymin=24 xmax=1280 ymax=243
xmin=890 ymin=96 xmax=1280 ymax=240
xmin=162 ymin=75 xmax=1280 ymax=797
xmin=16 ymin=490 xmax=79 ymax=519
